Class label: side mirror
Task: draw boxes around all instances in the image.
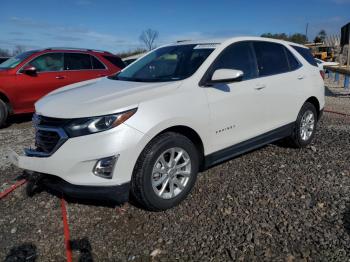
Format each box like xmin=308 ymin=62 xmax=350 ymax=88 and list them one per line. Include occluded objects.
xmin=210 ymin=69 xmax=244 ymax=84
xmin=22 ymin=65 xmax=37 ymax=75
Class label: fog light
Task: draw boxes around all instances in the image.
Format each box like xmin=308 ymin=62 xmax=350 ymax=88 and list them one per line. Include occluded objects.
xmin=93 ymin=155 xmax=118 ymax=179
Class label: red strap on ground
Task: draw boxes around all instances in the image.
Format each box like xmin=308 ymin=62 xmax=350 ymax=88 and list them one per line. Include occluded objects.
xmin=60 ymin=198 xmax=73 ymax=262
xmin=324 ymin=109 xmax=350 ymax=117
xmin=0 ymin=179 xmax=27 ymax=199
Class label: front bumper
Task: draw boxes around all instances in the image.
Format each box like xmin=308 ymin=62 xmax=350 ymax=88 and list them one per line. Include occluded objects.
xmin=38 ymin=173 xmax=130 ymax=203
xmin=7 ymin=123 xmax=147 ymax=187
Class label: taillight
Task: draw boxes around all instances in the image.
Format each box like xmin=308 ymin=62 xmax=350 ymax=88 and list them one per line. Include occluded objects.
xmin=320 ymin=70 xmax=325 ymax=80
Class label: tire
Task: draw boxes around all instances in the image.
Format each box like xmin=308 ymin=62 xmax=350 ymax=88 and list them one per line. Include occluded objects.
xmin=0 ymin=99 xmax=8 ymax=128
xmin=131 ymin=132 xmax=199 ymax=211
xmin=287 ymin=102 xmax=317 ymax=148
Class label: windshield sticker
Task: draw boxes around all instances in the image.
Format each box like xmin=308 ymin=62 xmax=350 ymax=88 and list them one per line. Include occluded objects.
xmin=194 ymin=43 xmax=219 ymax=49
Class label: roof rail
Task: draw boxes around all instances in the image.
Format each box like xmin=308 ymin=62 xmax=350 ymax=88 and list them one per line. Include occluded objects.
xmin=176 ymin=40 xmax=191 ymax=43
xmin=44 ymin=47 xmax=111 ymax=54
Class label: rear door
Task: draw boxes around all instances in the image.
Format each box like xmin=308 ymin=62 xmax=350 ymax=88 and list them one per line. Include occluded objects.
xmin=14 ymin=52 xmax=67 ymax=112
xmin=252 ymin=41 xmax=304 ymax=129
xmin=63 ymin=53 xmax=108 ymax=85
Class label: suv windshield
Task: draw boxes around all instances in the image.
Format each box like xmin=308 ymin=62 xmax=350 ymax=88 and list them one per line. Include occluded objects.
xmin=113 ymin=44 xmax=216 ymax=82
xmin=0 ymin=51 xmax=36 ymax=69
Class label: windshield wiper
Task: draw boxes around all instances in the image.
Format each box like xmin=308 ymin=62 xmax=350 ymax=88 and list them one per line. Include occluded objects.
xmin=109 ymin=75 xmax=182 ymax=82
xmin=109 ymin=75 xmax=147 ymax=82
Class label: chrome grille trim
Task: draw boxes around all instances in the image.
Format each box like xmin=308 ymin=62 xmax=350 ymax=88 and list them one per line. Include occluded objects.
xmin=25 ymin=115 xmax=69 ymax=158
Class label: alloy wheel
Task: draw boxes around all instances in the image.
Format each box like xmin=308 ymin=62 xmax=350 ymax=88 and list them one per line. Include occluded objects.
xmin=151 ymin=147 xmax=192 ymax=199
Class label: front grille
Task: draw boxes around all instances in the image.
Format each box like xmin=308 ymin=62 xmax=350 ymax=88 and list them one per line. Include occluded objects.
xmin=33 ymin=114 xmax=69 ymax=127
xmin=35 ymin=129 xmax=61 ymax=153
xmin=26 ymin=114 xmax=69 ymax=157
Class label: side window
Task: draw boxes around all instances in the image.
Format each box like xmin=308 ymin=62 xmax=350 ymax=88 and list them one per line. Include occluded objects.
xmin=211 ymin=42 xmax=258 ymax=80
xmin=91 ymin=56 xmax=106 ymax=69
xmin=254 ymin=42 xmax=290 ymax=77
xmin=291 ymin=45 xmax=318 ymax=67
xmin=285 ymin=48 xmax=301 ymax=71
xmin=64 ymin=53 xmax=92 ymax=70
xmin=28 ymin=53 xmax=64 ymax=72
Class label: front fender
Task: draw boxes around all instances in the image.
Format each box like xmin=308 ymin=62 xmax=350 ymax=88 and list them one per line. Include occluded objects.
xmin=127 ymin=116 xmax=210 ymax=158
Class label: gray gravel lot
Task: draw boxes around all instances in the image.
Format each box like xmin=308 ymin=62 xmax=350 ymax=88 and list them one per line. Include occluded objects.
xmin=1 ymin=79 xmax=350 ymax=261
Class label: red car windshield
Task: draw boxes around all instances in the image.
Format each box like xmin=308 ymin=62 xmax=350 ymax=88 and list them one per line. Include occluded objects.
xmin=0 ymin=51 xmax=36 ymax=69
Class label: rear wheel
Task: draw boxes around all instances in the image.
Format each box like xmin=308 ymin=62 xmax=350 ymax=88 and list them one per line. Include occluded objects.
xmin=131 ymin=132 xmax=199 ymax=211
xmin=0 ymin=99 xmax=8 ymax=128
xmin=287 ymin=102 xmax=317 ymax=148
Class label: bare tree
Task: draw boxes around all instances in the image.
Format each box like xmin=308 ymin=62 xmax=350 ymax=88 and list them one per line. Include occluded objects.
xmin=12 ymin=45 xmax=26 ymax=56
xmin=139 ymin=29 xmax=159 ymax=51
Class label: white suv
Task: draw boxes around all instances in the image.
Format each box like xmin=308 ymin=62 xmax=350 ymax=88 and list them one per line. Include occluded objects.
xmin=9 ymin=37 xmax=325 ymax=210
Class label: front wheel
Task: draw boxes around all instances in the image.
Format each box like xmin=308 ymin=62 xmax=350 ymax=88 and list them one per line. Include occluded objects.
xmin=287 ymin=102 xmax=317 ymax=148
xmin=131 ymin=132 xmax=199 ymax=211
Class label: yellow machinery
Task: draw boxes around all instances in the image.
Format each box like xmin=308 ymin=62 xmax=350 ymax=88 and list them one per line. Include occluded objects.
xmin=305 ymin=43 xmax=335 ymax=61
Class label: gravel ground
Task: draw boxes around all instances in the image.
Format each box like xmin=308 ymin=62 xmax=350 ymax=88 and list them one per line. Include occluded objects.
xmin=325 ymin=74 xmax=350 ymax=113
xmin=1 ymin=80 xmax=350 ymax=261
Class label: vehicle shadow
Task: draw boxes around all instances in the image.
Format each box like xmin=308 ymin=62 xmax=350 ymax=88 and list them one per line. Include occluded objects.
xmin=5 ymin=113 xmax=33 ymax=127
xmin=70 ymin=237 xmax=94 ymax=262
xmin=211 ymin=83 xmax=230 ymax=92
xmin=4 ymin=243 xmax=37 ymax=262
xmin=325 ymin=86 xmax=350 ymax=98
xmin=4 ymin=240 xmax=94 ymax=261
xmin=342 ymin=204 xmax=350 ymax=236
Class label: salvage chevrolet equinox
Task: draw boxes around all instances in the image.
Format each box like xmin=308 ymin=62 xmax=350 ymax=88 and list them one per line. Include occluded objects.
xmin=9 ymin=37 xmax=325 ymax=211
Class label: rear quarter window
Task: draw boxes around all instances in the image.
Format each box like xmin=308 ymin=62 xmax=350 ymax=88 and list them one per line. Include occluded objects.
xmin=103 ymin=56 xmax=125 ymax=69
xmin=291 ymin=46 xmax=318 ymax=67
xmin=91 ymin=56 xmax=106 ymax=69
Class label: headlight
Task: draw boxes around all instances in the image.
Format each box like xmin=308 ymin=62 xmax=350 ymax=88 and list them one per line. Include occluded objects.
xmin=64 ymin=108 xmax=137 ymax=137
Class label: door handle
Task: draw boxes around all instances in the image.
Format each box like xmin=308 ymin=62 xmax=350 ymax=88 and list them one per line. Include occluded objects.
xmin=255 ymin=84 xmax=266 ymax=90
xmin=55 ymin=76 xmax=66 ymax=79
xmin=297 ymin=75 xmax=305 ymax=80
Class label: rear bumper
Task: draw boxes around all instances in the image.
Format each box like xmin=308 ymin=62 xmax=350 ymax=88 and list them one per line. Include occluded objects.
xmin=39 ymin=173 xmax=130 ymax=204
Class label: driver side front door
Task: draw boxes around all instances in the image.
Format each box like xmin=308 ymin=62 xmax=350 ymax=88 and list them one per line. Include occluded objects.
xmin=204 ymin=41 xmax=269 ymax=155
xmin=13 ymin=52 xmax=68 ymax=113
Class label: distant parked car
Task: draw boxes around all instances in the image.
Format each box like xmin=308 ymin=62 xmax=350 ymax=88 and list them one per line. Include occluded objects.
xmin=0 ymin=57 xmax=10 ymax=64
xmin=0 ymin=48 xmax=125 ymax=126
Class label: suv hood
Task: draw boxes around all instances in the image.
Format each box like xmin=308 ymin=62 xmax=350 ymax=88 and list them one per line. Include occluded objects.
xmin=35 ymin=77 xmax=182 ymax=118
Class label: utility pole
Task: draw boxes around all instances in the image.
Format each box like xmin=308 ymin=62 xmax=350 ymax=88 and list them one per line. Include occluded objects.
xmin=305 ymin=23 xmax=309 ymax=42
xmin=348 ymin=30 xmax=350 ymax=68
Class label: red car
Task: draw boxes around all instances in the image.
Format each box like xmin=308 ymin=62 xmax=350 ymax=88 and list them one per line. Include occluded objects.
xmin=0 ymin=48 xmax=125 ymax=126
